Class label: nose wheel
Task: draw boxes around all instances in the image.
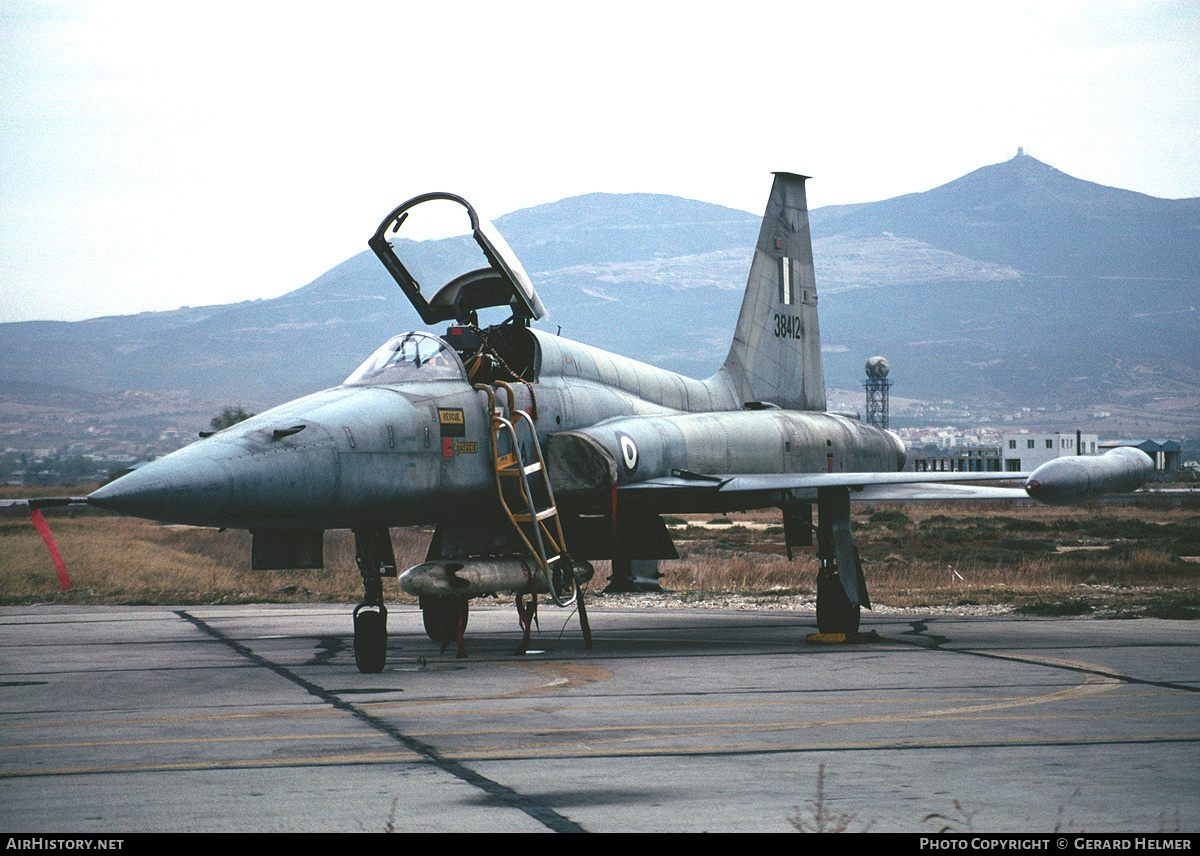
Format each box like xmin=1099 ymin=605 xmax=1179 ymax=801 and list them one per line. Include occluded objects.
xmin=353 ymin=603 xmax=388 ymax=673
xmin=352 ymin=527 xmax=396 ymax=673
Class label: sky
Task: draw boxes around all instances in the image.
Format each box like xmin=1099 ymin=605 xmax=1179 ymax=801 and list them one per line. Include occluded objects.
xmin=2 ymin=0 xmax=1198 ymax=323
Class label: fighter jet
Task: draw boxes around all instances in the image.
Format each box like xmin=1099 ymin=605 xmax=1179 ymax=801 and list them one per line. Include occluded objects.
xmin=13 ymin=174 xmax=1154 ymax=672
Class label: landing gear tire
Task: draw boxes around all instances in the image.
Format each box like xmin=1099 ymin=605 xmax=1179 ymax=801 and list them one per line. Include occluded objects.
xmin=816 ymin=571 xmax=861 ymax=636
xmin=353 ymin=603 xmax=388 ymax=673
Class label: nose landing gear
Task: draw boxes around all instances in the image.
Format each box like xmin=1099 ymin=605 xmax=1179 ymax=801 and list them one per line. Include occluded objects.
xmin=353 ymin=602 xmax=388 ymax=673
xmin=352 ymin=527 xmax=397 ymax=673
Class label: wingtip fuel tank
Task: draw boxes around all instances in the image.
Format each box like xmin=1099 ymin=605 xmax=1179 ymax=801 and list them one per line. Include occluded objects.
xmin=1024 ymin=446 xmax=1154 ymax=505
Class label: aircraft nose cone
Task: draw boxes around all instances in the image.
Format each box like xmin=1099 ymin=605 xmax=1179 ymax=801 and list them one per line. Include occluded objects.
xmin=86 ymin=416 xmax=343 ymax=528
xmin=89 ymin=454 xmax=232 ymax=523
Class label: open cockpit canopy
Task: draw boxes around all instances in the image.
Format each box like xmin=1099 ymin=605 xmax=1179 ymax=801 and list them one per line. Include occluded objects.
xmin=368 ymin=192 xmax=546 ymax=326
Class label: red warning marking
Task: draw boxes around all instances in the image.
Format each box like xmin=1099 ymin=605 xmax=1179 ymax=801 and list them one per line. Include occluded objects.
xmin=30 ymin=509 xmax=71 ymax=591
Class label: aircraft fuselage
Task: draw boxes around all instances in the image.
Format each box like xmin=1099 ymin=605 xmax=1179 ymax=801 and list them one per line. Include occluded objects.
xmin=88 ymin=326 xmax=905 ymax=533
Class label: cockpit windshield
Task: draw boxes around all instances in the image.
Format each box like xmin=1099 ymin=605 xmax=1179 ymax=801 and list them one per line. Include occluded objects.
xmin=343 ymin=332 xmax=466 ymax=386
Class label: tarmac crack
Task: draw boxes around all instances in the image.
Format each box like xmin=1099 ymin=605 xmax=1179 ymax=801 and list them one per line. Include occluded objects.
xmin=892 ymin=618 xmax=1198 ymax=693
xmin=304 ymin=635 xmax=346 ymax=666
xmin=175 ymin=609 xmax=586 ymax=833
xmin=901 ymin=620 xmax=951 ymax=647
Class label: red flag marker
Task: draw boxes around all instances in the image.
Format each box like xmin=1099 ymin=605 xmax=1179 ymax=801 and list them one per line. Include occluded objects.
xmin=30 ymin=509 xmax=71 ymax=591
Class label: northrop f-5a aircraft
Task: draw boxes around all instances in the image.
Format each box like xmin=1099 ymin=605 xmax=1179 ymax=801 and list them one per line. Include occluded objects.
xmin=17 ymin=174 xmax=1154 ymax=672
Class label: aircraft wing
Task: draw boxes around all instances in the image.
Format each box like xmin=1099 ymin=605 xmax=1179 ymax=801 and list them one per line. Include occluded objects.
xmin=849 ymin=482 xmax=1029 ymax=501
xmin=616 ymin=444 xmax=1155 ymax=506
xmin=618 ymin=470 xmax=1031 ymax=502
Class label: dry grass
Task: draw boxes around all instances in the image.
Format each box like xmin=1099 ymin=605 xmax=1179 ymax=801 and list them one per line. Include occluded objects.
xmin=0 ymin=508 xmax=431 ymax=605
xmin=656 ymin=498 xmax=1200 ymax=618
xmin=661 ymin=549 xmax=806 ymax=593
xmin=2 ymin=487 xmax=1197 ymax=618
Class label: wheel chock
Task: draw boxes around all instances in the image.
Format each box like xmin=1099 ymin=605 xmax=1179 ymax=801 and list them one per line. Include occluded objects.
xmin=805 ymin=630 xmax=882 ymax=645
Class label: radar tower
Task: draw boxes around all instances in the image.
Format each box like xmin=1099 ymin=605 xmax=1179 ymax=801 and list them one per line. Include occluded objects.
xmin=863 ymin=356 xmax=892 ymax=430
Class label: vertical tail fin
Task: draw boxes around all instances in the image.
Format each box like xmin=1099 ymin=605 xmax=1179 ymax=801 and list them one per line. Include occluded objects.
xmin=717 ymin=172 xmax=826 ymax=411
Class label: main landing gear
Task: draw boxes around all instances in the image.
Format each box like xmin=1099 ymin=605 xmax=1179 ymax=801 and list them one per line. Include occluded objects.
xmin=816 ymin=553 xmax=864 ymax=635
xmin=813 ymin=487 xmax=870 ymax=637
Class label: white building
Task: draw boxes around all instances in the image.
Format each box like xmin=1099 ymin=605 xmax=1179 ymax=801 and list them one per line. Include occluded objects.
xmin=1000 ymin=431 xmax=1099 ymax=472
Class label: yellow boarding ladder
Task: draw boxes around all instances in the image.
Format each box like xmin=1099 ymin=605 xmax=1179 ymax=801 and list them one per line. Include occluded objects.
xmin=476 ymin=381 xmax=576 ymax=607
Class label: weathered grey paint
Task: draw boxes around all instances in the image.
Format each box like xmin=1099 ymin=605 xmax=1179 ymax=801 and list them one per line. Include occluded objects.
xmin=534 ymin=332 xmax=733 ymax=416
xmin=545 ymin=411 xmax=904 ymax=493
xmin=717 ymin=173 xmax=825 ymax=411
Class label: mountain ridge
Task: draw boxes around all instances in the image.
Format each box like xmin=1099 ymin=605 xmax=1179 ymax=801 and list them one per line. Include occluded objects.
xmin=1 ymin=153 xmax=1196 ymax=445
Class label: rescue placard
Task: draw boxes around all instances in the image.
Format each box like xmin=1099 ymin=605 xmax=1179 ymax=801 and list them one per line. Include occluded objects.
xmin=438 ymin=408 xmax=466 ymax=437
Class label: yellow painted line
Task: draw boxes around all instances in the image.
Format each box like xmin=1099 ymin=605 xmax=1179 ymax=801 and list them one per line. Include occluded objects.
xmin=496 ymin=661 xmax=615 ymax=695
xmin=0 ymin=706 xmax=349 ymax=731
xmin=8 ymin=707 xmax=1183 ymax=759
xmin=415 ymin=701 xmax=1192 ymax=733
xmin=10 ymin=732 xmax=382 ymax=750
xmin=0 ymin=750 xmax=423 ymax=779
xmin=914 ymin=656 xmax=1122 ymax=717
xmin=0 ymin=685 xmax=1121 ymax=732
xmin=376 ymin=654 xmax=1128 ymax=722
xmin=404 ymin=658 xmax=1131 ymax=749
xmin=405 ymin=708 xmax=1195 ymax=749
xmin=4 ymin=678 xmax=1129 ymax=733
xmin=0 ymin=653 xmax=1146 ymax=772
xmin=372 ymin=689 xmax=994 ymax=711
xmin=0 ymin=661 xmax=612 ymax=731
xmin=0 ymin=662 xmax=614 ymax=750
xmin=366 ymin=687 xmax=1147 ymax=717
xmin=444 ymin=732 xmax=1200 ymax=761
